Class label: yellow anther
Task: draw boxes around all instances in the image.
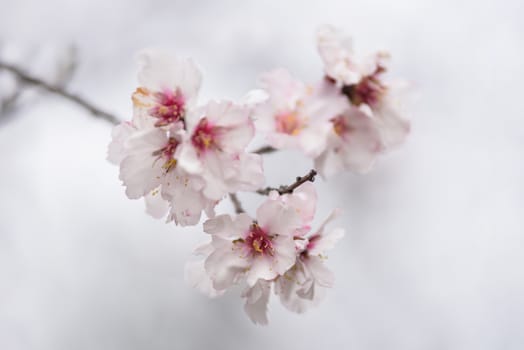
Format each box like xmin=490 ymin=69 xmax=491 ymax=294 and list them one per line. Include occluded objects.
xmin=162 ymin=158 xmax=177 ymax=173
xmin=252 ymin=239 xmax=263 ymax=253
xmin=158 ymin=106 xmax=169 ymax=115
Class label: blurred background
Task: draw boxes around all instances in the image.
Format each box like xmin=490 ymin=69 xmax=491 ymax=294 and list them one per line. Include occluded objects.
xmin=1 ymin=0 xmax=523 ymax=349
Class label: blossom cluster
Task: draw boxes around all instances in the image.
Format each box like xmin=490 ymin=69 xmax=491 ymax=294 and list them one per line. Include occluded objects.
xmin=187 ymin=183 xmax=343 ymax=324
xmin=254 ymin=24 xmax=410 ymax=177
xmin=108 ymin=25 xmax=410 ymax=324
xmin=108 ymin=51 xmax=264 ymax=226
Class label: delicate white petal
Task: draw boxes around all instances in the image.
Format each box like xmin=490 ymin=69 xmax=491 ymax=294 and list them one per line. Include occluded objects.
xmin=209 ymin=101 xmax=252 ymax=129
xmin=308 ymin=227 xmax=345 ymax=256
xmin=274 ymin=260 xmax=312 ymax=313
xmin=144 ymin=189 xmax=169 ymax=219
xmin=246 ymin=256 xmax=277 ymax=286
xmin=205 ymin=237 xmax=250 ymax=290
xmin=372 ymin=93 xmax=410 ymax=148
xmin=219 ymin=118 xmax=254 ymax=154
xmin=258 ymin=69 xmax=305 ymax=111
xmin=177 ymin=143 xmax=203 ymax=174
xmin=255 ymin=69 xmax=347 ymax=158
xmin=107 ymin=122 xmax=134 ymax=164
xmin=204 ymin=213 xmax=251 ymax=239
xmin=315 ymin=107 xmax=383 ymax=178
xmin=192 ymin=241 xmax=214 ymax=256
xmin=317 ymin=24 xmax=381 ymax=86
xmin=279 ymin=182 xmax=317 ymax=226
xmin=242 ymin=280 xmax=271 ymax=325
xmin=203 ymin=214 xmax=234 ymax=236
xmin=162 ymin=170 xmax=216 ymax=226
xmin=120 ymin=150 xmax=164 ymax=199
xmin=256 ymin=199 xmax=301 ymax=237
xmin=137 ymin=49 xmax=202 ymax=105
xmin=303 ymin=256 xmax=335 ymax=288
xmin=242 ymin=89 xmax=269 ymax=106
xmin=224 ymin=153 xmax=265 ymax=193
xmin=271 ymin=235 xmax=298 ymax=275
xmin=200 ymin=152 xmax=231 ymax=200
xmin=185 ymin=259 xmax=225 ymax=298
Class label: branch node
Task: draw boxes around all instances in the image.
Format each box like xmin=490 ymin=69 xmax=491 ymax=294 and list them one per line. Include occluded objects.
xmin=256 ymin=169 xmax=318 ymax=196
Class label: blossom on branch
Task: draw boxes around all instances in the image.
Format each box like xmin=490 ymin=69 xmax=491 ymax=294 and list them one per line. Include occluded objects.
xmin=132 ymin=49 xmax=201 ymax=129
xmin=253 ymin=69 xmax=348 ymax=158
xmin=275 ymin=209 xmax=344 ymax=314
xmin=186 ymin=183 xmax=344 ymax=324
xmin=102 ymin=24 xmax=410 ymax=325
xmin=108 ymin=50 xmax=264 ymax=226
xmin=317 ymin=24 xmax=411 ymax=152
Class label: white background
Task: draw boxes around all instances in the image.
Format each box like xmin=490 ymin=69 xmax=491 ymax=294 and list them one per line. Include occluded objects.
xmin=1 ymin=0 xmax=523 ymax=349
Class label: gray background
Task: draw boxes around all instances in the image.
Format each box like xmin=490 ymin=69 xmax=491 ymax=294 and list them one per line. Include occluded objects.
xmin=1 ymin=0 xmax=523 ymax=349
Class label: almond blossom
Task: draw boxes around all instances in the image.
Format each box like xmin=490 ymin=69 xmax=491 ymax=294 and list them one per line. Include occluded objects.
xmin=203 ymin=199 xmax=300 ymax=289
xmin=317 ymin=24 xmax=410 ymax=150
xmin=314 ymin=107 xmax=383 ymax=177
xmin=108 ymin=50 xmax=264 ymax=226
xmin=275 ymin=209 xmax=345 ymax=314
xmin=195 ymin=183 xmax=316 ymax=292
xmin=317 ymin=24 xmax=378 ymax=86
xmin=177 ymin=100 xmax=264 ymax=201
xmin=242 ymin=279 xmax=272 ymax=325
xmin=132 ymin=49 xmax=202 ymax=129
xmin=187 ymin=182 xmax=344 ymax=324
xmin=107 ymin=121 xmax=216 ymax=226
xmin=253 ymin=69 xmax=348 ymax=158
xmin=104 ymin=26 xmax=409 ymax=325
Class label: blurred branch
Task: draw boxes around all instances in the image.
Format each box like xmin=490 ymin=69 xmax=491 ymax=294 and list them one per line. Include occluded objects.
xmin=0 ymin=86 xmax=23 ymax=115
xmin=0 ymin=60 xmax=119 ymax=125
xmin=228 ymin=193 xmax=245 ymax=214
xmin=252 ymin=145 xmax=276 ymax=155
xmin=1 ymin=46 xmax=78 ymax=119
xmin=54 ymin=46 xmax=78 ymax=86
xmin=256 ymin=169 xmax=317 ymax=195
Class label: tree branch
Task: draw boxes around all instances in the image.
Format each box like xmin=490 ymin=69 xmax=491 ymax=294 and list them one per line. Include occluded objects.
xmin=252 ymin=145 xmax=277 ymax=155
xmin=228 ymin=193 xmax=245 ymax=214
xmin=0 ymin=60 xmax=119 ymax=125
xmin=256 ymin=169 xmax=317 ymax=196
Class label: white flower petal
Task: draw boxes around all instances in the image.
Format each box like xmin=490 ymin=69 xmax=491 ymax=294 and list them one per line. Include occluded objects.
xmin=185 ymin=259 xmax=225 ymax=298
xmin=205 ymin=237 xmax=250 ymax=290
xmin=256 ymin=200 xmax=301 ymax=237
xmin=246 ymin=256 xmax=277 ymax=286
xmin=144 ymin=189 xmax=169 ymax=219
xmin=107 ymin=122 xmax=134 ymax=164
xmin=137 ymin=49 xmax=202 ymax=105
xmin=242 ymin=280 xmax=271 ymax=325
xmin=303 ymin=256 xmax=335 ymax=288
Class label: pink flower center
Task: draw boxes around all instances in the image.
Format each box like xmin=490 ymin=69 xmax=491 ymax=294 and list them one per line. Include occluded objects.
xmin=150 ymin=89 xmax=186 ymax=127
xmin=305 ymin=234 xmax=320 ymax=251
xmin=342 ymin=66 xmax=386 ymax=106
xmin=153 ymin=137 xmax=180 ymax=173
xmin=244 ymin=223 xmax=274 ymax=256
xmin=331 ymin=115 xmax=352 ymax=138
xmin=275 ymin=111 xmax=303 ymax=135
xmin=191 ymin=117 xmax=218 ymax=154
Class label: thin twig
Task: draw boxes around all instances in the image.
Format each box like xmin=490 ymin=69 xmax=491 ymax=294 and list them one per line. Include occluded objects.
xmin=0 ymin=60 xmax=119 ymax=125
xmin=228 ymin=193 xmax=245 ymax=214
xmin=256 ymin=169 xmax=317 ymax=196
xmin=1 ymin=48 xmax=77 ymax=120
xmin=252 ymin=145 xmax=276 ymax=155
xmin=1 ymin=88 xmax=23 ymax=114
